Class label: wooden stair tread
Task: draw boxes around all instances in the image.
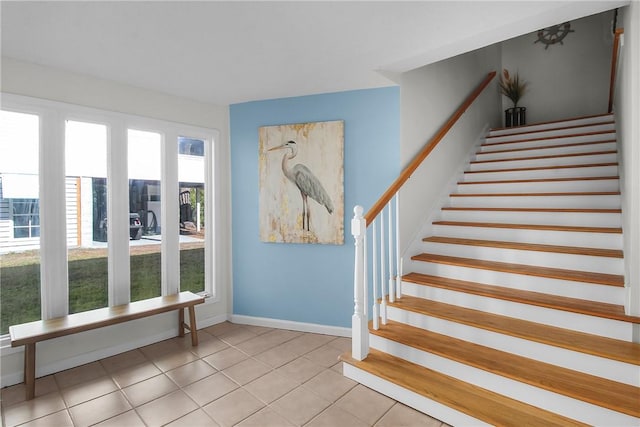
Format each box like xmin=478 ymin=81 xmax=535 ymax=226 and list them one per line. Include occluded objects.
xmin=458 ymin=176 xmax=619 ymax=185
xmin=389 ymin=295 xmax=640 ymax=365
xmin=484 ymin=130 xmax=616 ymax=146
xmin=478 ymin=139 xmax=617 ymax=155
xmin=441 ymin=207 xmax=622 ymax=213
xmin=403 ymin=272 xmax=635 ymax=322
xmin=464 ymin=162 xmax=618 ymax=174
xmin=470 ymin=150 xmax=617 ymax=164
xmin=422 ymin=236 xmax=623 ymax=258
xmin=411 ymin=253 xmax=624 ymax=286
xmin=433 ymin=220 xmax=622 ymax=234
xmin=450 ymin=191 xmax=620 ymax=197
xmin=489 ymin=114 xmax=613 ymax=134
xmin=340 ymin=349 xmax=588 ymax=427
xmin=371 ymin=320 xmax=640 ymax=417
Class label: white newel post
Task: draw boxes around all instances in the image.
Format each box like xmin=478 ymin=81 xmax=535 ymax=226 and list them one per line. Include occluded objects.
xmin=351 ymin=205 xmax=369 ymax=360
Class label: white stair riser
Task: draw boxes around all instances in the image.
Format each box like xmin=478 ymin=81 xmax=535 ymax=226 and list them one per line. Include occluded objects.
xmin=480 ymin=133 xmax=616 ymax=152
xmin=400 ymin=282 xmax=630 ymax=339
xmin=456 ymin=179 xmax=619 ymax=194
xmin=370 ymin=335 xmax=639 ymax=426
xmin=449 ymin=194 xmax=621 ymax=209
xmin=342 ymin=364 xmax=489 ymax=427
xmin=486 ymin=123 xmax=616 ymax=143
xmin=418 ymin=241 xmax=624 ymax=274
xmin=439 ymin=209 xmax=622 ymax=227
xmin=468 ymin=153 xmax=618 ymax=171
xmin=476 ymin=142 xmax=617 ymax=161
xmin=488 ymin=116 xmax=614 ymax=137
xmin=463 ymin=165 xmax=619 ymax=181
xmin=432 ymin=224 xmax=623 ymax=249
xmin=384 ymin=306 xmax=639 ymax=386
xmin=406 ymin=260 xmax=625 ymax=306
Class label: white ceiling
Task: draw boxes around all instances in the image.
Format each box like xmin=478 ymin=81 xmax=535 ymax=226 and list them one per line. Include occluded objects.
xmin=0 ymin=1 xmax=627 ymax=106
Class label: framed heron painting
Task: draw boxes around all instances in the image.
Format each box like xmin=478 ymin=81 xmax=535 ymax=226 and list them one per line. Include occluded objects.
xmin=259 ymin=120 xmax=344 ymax=244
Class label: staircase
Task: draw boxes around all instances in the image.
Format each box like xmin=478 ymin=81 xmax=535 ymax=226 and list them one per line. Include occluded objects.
xmin=341 ymin=114 xmax=640 ymax=426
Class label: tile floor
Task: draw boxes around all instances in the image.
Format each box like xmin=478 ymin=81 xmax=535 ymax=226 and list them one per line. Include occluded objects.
xmin=1 ymin=322 xmax=449 ymax=426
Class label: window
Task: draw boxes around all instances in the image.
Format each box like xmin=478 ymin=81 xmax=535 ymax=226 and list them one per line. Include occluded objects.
xmin=179 ymin=136 xmax=206 ymax=294
xmin=0 ymin=95 xmax=219 ymax=338
xmin=0 ymin=110 xmax=41 ymax=334
xmin=65 ymin=120 xmax=109 ymax=314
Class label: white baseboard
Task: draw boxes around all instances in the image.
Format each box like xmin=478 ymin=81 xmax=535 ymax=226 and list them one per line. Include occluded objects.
xmin=231 ymin=314 xmax=351 ymax=338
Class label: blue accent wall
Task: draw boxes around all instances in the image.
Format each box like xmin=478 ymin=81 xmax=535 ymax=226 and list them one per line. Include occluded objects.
xmin=230 ymin=87 xmax=400 ymax=327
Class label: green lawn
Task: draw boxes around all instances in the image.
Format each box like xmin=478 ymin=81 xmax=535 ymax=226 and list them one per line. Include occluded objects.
xmin=1 ymin=248 xmax=204 ymax=335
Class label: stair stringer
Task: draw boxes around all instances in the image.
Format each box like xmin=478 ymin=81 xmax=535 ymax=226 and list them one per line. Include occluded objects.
xmin=401 ymin=124 xmax=490 ymax=269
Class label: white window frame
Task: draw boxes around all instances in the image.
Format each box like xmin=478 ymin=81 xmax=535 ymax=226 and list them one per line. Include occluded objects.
xmin=0 ymin=93 xmax=219 ymax=337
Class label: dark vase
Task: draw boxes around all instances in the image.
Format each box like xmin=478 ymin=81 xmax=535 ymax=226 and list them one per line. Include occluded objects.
xmin=504 ymin=106 xmax=527 ymax=127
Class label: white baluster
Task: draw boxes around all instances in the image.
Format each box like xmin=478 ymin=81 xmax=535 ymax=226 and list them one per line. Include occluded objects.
xmin=351 ymin=206 xmax=369 ymax=360
xmin=395 ymin=194 xmax=402 ymax=300
xmin=372 ymin=219 xmax=379 ymax=330
xmin=388 ymin=202 xmax=395 ymax=303
xmin=380 ymin=210 xmax=387 ymax=325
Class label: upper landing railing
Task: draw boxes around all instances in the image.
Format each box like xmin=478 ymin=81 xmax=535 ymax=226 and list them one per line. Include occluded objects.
xmin=608 ymin=28 xmax=624 ymax=113
xmin=350 ymin=71 xmax=497 ymax=360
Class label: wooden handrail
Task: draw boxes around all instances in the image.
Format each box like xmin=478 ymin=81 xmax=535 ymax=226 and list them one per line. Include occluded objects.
xmin=608 ymin=28 xmax=624 ymax=113
xmin=364 ymin=71 xmax=497 ymax=225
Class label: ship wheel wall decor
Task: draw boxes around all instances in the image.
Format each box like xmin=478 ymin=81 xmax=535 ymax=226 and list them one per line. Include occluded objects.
xmin=535 ymin=22 xmax=575 ymax=49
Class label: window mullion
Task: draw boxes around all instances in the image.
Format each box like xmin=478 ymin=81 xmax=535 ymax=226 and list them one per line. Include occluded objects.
xmin=163 ymin=131 xmax=179 ymax=296
xmin=108 ymin=121 xmax=130 ymax=306
xmin=40 ymin=110 xmax=68 ymax=319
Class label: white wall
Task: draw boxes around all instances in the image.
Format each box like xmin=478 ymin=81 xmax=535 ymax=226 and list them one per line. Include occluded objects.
xmin=615 ymin=4 xmax=640 ymax=339
xmin=398 ymin=45 xmax=502 ymax=253
xmin=0 ymin=58 xmax=232 ymax=386
xmin=500 ymin=12 xmax=615 ymax=124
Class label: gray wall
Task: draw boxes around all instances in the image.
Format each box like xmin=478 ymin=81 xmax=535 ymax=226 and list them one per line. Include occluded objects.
xmin=501 ymin=12 xmax=616 ymax=124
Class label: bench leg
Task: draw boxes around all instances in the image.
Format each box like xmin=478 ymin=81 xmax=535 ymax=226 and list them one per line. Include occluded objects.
xmin=24 ymin=343 xmax=36 ymax=400
xmin=178 ymin=308 xmax=185 ymax=337
xmin=188 ymin=306 xmax=199 ymax=346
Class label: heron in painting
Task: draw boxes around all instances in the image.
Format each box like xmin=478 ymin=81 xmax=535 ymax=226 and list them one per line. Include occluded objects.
xmin=268 ymin=140 xmax=333 ymax=232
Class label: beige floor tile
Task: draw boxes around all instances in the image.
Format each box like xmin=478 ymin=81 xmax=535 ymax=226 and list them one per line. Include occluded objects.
xmin=61 ymin=376 xmax=118 ymax=407
xmin=110 ymin=361 xmax=162 ymax=389
xmin=235 ymin=329 xmax=298 ymax=356
xmin=335 ymin=384 xmax=396 ymax=425
xmin=303 ymin=369 xmax=357 ymax=402
xmin=166 ymin=359 xmax=217 ymax=387
xmin=244 ymin=370 xmax=299 ymax=403
xmin=150 ymin=348 xmax=199 ymax=372
xmin=327 ymin=336 xmax=351 ymax=352
xmin=375 ymin=403 xmax=444 ymax=427
xmin=271 ymin=385 xmax=331 ymax=426
xmin=286 ymin=333 xmax=335 ymax=355
xmin=330 ymin=361 xmax=343 ymax=373
xmin=165 ymin=409 xmax=219 ymax=427
xmin=202 ymin=388 xmax=264 ymax=427
xmin=203 ymin=321 xmax=244 ymax=337
xmin=3 ymin=392 xmax=66 ymax=427
xmin=54 ymin=362 xmax=107 ymax=389
xmin=306 ymin=404 xmax=369 ymax=427
xmin=182 ymin=372 xmax=238 ymax=407
xmin=242 ymin=324 xmax=275 ymax=336
xmin=136 ymin=389 xmax=198 ymax=426
xmin=99 ymin=349 xmax=148 ymax=373
xmin=203 ymin=346 xmax=248 ymax=370
xmin=1 ymin=376 xmax=58 ymax=408
xmin=221 ymin=358 xmax=271 ymax=385
xmin=140 ymin=337 xmax=183 ymax=359
xmin=121 ymin=373 xmax=178 ymax=407
xmin=67 ymin=391 xmax=131 ymax=427
xmin=217 ymin=327 xmax=258 ymax=346
xmin=93 ymin=409 xmax=146 ymax=427
xmin=275 ymin=357 xmax=325 ymax=385
xmin=304 ymin=344 xmax=344 ymax=368
xmin=18 ymin=409 xmax=73 ymax=427
xmin=235 ymin=406 xmax=295 ymax=427
xmin=254 ymin=341 xmax=305 ymax=368
xmin=189 ymin=336 xmax=229 ymax=357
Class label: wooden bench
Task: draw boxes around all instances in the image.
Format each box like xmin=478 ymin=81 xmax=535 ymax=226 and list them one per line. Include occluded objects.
xmin=9 ymin=291 xmax=205 ymax=400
